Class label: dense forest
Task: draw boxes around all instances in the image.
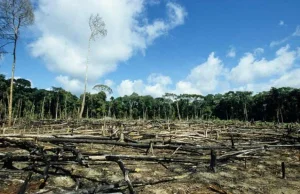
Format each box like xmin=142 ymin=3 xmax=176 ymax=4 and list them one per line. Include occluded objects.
xmin=0 ymin=74 xmax=300 ymax=123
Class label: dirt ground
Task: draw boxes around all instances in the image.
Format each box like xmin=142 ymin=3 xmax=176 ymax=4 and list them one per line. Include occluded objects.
xmin=0 ymin=121 xmax=300 ymax=193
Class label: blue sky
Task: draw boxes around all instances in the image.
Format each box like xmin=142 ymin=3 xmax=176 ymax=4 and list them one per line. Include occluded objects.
xmin=1 ymin=0 xmax=300 ymax=97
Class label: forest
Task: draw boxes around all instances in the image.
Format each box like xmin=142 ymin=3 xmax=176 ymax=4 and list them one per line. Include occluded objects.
xmin=1 ymin=74 xmax=299 ymax=123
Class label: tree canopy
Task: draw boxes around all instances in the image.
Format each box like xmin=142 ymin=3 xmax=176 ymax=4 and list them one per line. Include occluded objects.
xmin=1 ymin=74 xmax=300 ymax=123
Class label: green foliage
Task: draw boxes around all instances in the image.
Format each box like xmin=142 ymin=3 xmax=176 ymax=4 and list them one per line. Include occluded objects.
xmin=1 ymin=73 xmax=300 ymax=122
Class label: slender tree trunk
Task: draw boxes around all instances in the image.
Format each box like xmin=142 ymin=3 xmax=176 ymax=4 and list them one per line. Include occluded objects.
xmin=41 ymin=96 xmax=45 ymax=119
xmin=48 ymin=98 xmax=51 ymax=119
xmin=129 ymin=102 xmax=133 ymax=119
xmin=16 ymin=99 xmax=21 ymax=119
xmin=276 ymin=108 xmax=280 ymax=123
xmin=244 ymin=103 xmax=248 ymax=121
xmin=280 ymin=108 xmax=284 ymax=123
xmin=55 ymin=97 xmax=59 ymax=121
xmin=64 ymin=95 xmax=67 ymax=119
xmin=226 ymin=110 xmax=228 ymax=120
xmin=79 ymin=37 xmax=92 ymax=119
xmin=8 ymin=36 xmax=18 ymax=126
xmin=59 ymin=106 xmax=62 ymax=119
xmin=158 ymin=106 xmax=160 ymax=119
xmin=30 ymin=101 xmax=35 ymax=119
xmin=176 ymin=101 xmax=181 ymax=121
xmin=108 ymin=103 xmax=111 ymax=117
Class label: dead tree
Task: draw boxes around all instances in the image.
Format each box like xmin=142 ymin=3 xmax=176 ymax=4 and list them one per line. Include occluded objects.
xmin=79 ymin=14 xmax=107 ymax=119
xmin=0 ymin=0 xmax=34 ymax=126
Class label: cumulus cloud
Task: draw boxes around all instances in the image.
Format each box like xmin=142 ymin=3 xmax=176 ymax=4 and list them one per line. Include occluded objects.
xmin=30 ymin=0 xmax=187 ymax=84
xmin=272 ymin=69 xmax=300 ymax=88
xmin=185 ymin=52 xmax=225 ymax=93
xmin=230 ymin=45 xmax=297 ymax=84
xmin=174 ymin=81 xmax=199 ymax=94
xmin=233 ymin=69 xmax=300 ymax=93
xmin=55 ymin=75 xmax=84 ymax=94
xmin=147 ymin=73 xmax=172 ymax=85
xmin=115 ymin=45 xmax=300 ymax=96
xmin=226 ymin=46 xmax=236 ymax=58
xmin=117 ymin=74 xmax=172 ymax=97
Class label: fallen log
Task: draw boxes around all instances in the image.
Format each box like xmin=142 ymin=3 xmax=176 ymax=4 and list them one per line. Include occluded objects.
xmin=91 ymin=154 xmax=208 ymax=164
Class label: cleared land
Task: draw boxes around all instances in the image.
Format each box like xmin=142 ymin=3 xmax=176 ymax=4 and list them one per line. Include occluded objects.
xmin=0 ymin=120 xmax=300 ymax=194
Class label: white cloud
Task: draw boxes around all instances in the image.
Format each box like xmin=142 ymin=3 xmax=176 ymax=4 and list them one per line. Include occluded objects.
xmin=279 ymin=20 xmax=284 ymax=26
xmin=230 ymin=45 xmax=297 ymax=84
xmin=272 ymin=69 xmax=300 ymax=88
xmin=254 ymin=48 xmax=264 ymax=55
xmin=117 ymin=79 xmax=143 ymax=96
xmin=226 ymin=46 xmax=236 ymax=58
xmin=185 ymin=52 xmax=225 ymax=93
xmin=117 ymin=73 xmax=172 ymax=97
xmin=104 ymin=79 xmax=115 ymax=88
xmin=174 ymin=81 xmax=199 ymax=94
xmin=30 ymin=0 xmax=187 ymax=83
xmin=233 ymin=69 xmax=300 ymax=93
xmin=147 ymin=0 xmax=160 ymax=6
xmin=270 ymin=37 xmax=289 ymax=47
xmin=55 ymin=75 xmax=84 ymax=94
xmin=115 ymin=45 xmax=300 ymax=97
xmin=147 ymin=73 xmax=172 ymax=85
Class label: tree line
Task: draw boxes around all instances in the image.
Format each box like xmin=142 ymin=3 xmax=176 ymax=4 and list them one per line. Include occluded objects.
xmin=1 ymin=74 xmax=300 ymax=123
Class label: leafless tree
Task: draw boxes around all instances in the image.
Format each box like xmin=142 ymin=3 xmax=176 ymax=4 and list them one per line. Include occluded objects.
xmin=0 ymin=0 xmax=34 ymax=126
xmin=79 ymin=14 xmax=107 ymax=119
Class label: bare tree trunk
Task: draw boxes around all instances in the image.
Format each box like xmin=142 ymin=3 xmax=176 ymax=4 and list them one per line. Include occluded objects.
xmin=79 ymin=37 xmax=92 ymax=119
xmin=8 ymin=36 xmax=18 ymax=126
xmin=30 ymin=101 xmax=35 ymax=119
xmin=64 ymin=95 xmax=67 ymax=119
xmin=244 ymin=103 xmax=248 ymax=121
xmin=158 ymin=106 xmax=161 ymax=119
xmin=48 ymin=98 xmax=51 ymax=119
xmin=276 ymin=109 xmax=280 ymax=123
xmin=16 ymin=99 xmax=21 ymax=119
xmin=129 ymin=102 xmax=133 ymax=119
xmin=176 ymin=101 xmax=181 ymax=121
xmin=55 ymin=97 xmax=59 ymax=121
xmin=280 ymin=108 xmax=284 ymax=123
xmin=41 ymin=96 xmax=45 ymax=119
xmin=59 ymin=106 xmax=62 ymax=119
xmin=108 ymin=103 xmax=111 ymax=117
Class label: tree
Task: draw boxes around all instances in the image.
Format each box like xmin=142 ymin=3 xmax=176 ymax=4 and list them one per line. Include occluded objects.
xmin=0 ymin=0 xmax=34 ymax=126
xmin=93 ymin=84 xmax=113 ymax=94
xmin=79 ymin=14 xmax=107 ymax=119
xmin=93 ymin=84 xmax=113 ymax=118
xmin=163 ymin=93 xmax=181 ymax=121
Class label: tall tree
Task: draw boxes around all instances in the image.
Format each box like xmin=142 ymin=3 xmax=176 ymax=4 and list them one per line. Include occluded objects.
xmin=163 ymin=93 xmax=181 ymax=121
xmin=79 ymin=14 xmax=107 ymax=119
xmin=93 ymin=84 xmax=113 ymax=118
xmin=0 ymin=0 xmax=34 ymax=126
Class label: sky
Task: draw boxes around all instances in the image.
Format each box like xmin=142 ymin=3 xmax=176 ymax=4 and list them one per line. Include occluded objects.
xmin=1 ymin=0 xmax=300 ymax=97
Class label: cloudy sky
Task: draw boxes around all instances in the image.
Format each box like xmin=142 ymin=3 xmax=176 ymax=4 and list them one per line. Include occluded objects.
xmin=1 ymin=0 xmax=300 ymax=97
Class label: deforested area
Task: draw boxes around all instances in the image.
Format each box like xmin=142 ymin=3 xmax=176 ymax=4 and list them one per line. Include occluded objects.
xmin=1 ymin=0 xmax=300 ymax=193
xmin=0 ymin=120 xmax=300 ymax=193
